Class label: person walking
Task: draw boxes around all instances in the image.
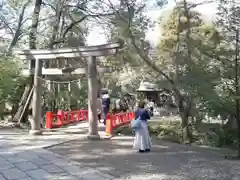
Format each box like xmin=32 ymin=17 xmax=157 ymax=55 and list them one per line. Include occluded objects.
xmin=133 ymin=101 xmax=152 ymax=153
xmin=149 ymin=99 xmax=154 ymax=116
xmin=102 ymin=92 xmax=110 ymax=125
xmin=96 ymin=95 xmax=102 ymax=123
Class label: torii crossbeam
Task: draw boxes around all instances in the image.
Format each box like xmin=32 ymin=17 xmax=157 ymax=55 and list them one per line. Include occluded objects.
xmin=15 ymin=43 xmax=121 ymax=138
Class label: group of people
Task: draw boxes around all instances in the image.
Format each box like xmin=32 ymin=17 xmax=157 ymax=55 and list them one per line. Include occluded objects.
xmin=96 ymin=92 xmax=134 ymax=124
xmin=96 ymin=92 xmax=152 ymax=153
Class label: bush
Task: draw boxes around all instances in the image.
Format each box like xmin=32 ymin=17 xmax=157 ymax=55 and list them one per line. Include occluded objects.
xmin=0 ymin=56 xmax=25 ymax=104
xmin=113 ymin=118 xmax=238 ymax=149
xmin=196 ymin=132 xmax=220 ymax=147
xmin=148 ymin=121 xmax=183 ymax=143
xmin=217 ymin=127 xmax=237 ymax=148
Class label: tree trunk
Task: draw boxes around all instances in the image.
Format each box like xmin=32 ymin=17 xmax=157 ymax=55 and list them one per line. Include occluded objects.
xmin=48 ymin=2 xmax=63 ymax=111
xmin=179 ymin=101 xmax=191 ymax=144
xmin=181 ymin=114 xmax=190 ymax=144
xmin=11 ymin=104 xmax=18 ymax=120
xmin=234 ymin=29 xmax=240 ymax=157
xmin=29 ymin=0 xmax=42 ymax=49
xmin=175 ymin=90 xmax=192 ymax=144
xmin=12 ymin=83 xmax=32 ymax=122
xmin=13 ymin=0 xmax=43 ymax=124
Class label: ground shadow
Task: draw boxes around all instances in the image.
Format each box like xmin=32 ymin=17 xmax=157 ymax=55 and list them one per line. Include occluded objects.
xmin=47 ymin=136 xmax=240 ymax=180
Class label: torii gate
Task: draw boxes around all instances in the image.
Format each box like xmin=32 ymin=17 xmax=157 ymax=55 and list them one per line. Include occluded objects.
xmin=15 ymin=43 xmax=121 ymax=139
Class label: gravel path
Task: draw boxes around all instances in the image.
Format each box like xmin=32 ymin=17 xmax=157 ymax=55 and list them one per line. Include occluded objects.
xmin=47 ymin=136 xmax=240 ymax=180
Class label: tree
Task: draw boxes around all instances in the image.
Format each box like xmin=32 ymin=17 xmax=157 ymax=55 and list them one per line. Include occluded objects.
xmin=106 ymin=0 xmax=221 ymax=143
xmin=215 ymin=0 xmax=240 ymax=156
xmin=0 ymin=56 xmax=24 ymax=103
xmin=12 ymin=0 xmax=43 ymax=124
xmin=155 ymin=1 xmax=223 ymax=142
xmin=102 ymin=0 xmax=159 ymax=95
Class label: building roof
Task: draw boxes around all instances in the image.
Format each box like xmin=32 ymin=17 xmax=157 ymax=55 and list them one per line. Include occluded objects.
xmin=137 ymin=82 xmax=158 ymax=91
xmin=123 ymin=92 xmax=136 ymax=97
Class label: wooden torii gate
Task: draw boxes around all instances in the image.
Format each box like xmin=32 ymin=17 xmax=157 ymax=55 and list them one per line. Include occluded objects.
xmin=15 ymin=43 xmax=121 ymax=139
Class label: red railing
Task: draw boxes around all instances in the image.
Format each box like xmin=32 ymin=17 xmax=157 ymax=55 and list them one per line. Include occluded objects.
xmin=105 ymin=112 xmax=135 ymax=136
xmin=45 ymin=110 xmax=88 ymax=129
xmin=45 ymin=109 xmax=135 ymax=136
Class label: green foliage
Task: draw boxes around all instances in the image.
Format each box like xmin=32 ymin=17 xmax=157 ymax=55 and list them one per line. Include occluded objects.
xmin=147 ymin=120 xmax=236 ymax=148
xmin=201 ymin=1 xmax=240 ymax=120
xmin=0 ymin=56 xmax=25 ymax=104
xmin=103 ymin=0 xmax=161 ymax=93
xmin=217 ymin=128 xmax=237 ymax=148
xmin=43 ymin=80 xmax=88 ymax=111
xmin=157 ymin=3 xmax=224 ymax=116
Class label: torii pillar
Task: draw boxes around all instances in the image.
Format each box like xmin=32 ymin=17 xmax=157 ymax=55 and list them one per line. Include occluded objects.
xmin=87 ymin=56 xmax=99 ymax=139
xmin=15 ymin=43 xmax=121 ymax=137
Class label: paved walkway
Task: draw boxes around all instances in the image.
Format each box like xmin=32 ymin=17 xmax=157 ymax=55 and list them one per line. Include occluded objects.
xmin=0 ymin=123 xmax=114 ymax=180
xmin=1 ymin=122 xmax=240 ymax=180
xmin=48 ymin=126 xmax=240 ymax=180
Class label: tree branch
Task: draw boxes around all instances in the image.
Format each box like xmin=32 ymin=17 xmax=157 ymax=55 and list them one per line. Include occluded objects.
xmin=52 ymin=12 xmax=114 ymax=46
xmin=129 ymin=31 xmax=174 ymax=85
xmin=110 ymin=1 xmax=175 ymax=85
xmin=174 ymin=0 xmax=214 ymax=10
xmin=6 ymin=0 xmax=31 ymax=55
xmin=42 ymin=1 xmax=56 ymax=11
xmin=0 ymin=15 xmax=14 ymax=35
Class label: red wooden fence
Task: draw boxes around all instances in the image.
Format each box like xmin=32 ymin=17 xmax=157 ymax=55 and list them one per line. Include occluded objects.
xmin=45 ymin=110 xmax=88 ymax=129
xmin=45 ymin=110 xmax=135 ymax=136
xmin=105 ymin=112 xmax=135 ymax=136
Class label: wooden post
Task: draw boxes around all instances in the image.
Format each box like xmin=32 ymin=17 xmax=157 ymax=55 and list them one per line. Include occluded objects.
xmin=87 ymin=56 xmax=100 ymax=140
xmin=45 ymin=111 xmax=53 ymax=129
xmin=29 ymin=58 xmax=42 ymax=135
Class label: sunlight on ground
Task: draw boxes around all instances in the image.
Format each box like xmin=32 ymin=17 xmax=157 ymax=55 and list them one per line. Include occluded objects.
xmin=47 ymin=136 xmax=240 ymax=179
xmin=115 ymin=173 xmax=184 ymax=180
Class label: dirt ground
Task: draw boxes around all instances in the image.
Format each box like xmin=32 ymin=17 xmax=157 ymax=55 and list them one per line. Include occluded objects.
xmin=47 ymin=136 xmax=240 ymax=180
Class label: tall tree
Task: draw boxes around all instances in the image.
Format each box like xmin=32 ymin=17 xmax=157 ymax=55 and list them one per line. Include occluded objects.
xmin=12 ymin=0 xmax=43 ymax=124
xmin=109 ymin=0 xmax=220 ymax=143
xmin=158 ymin=1 xmax=223 ymax=142
xmin=216 ymin=0 xmax=240 ymax=157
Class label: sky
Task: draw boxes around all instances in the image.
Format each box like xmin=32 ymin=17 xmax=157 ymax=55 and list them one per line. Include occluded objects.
xmin=86 ymin=0 xmax=217 ymax=46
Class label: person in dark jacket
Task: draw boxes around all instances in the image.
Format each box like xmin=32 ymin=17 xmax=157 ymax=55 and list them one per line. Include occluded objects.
xmin=102 ymin=92 xmax=110 ymax=125
xmin=97 ymin=95 xmax=102 ymax=123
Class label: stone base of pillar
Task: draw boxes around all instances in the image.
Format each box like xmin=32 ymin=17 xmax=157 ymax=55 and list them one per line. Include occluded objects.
xmin=29 ymin=130 xmax=42 ymax=135
xmin=86 ymin=134 xmax=100 ymax=140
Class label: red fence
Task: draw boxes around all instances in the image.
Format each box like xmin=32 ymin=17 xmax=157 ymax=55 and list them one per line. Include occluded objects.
xmin=45 ymin=110 xmax=135 ymax=136
xmin=45 ymin=110 xmax=88 ymax=129
xmin=105 ymin=112 xmax=135 ymax=136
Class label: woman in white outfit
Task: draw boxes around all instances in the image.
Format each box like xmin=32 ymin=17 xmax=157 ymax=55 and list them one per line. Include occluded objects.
xmin=133 ymin=101 xmax=152 ymax=153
